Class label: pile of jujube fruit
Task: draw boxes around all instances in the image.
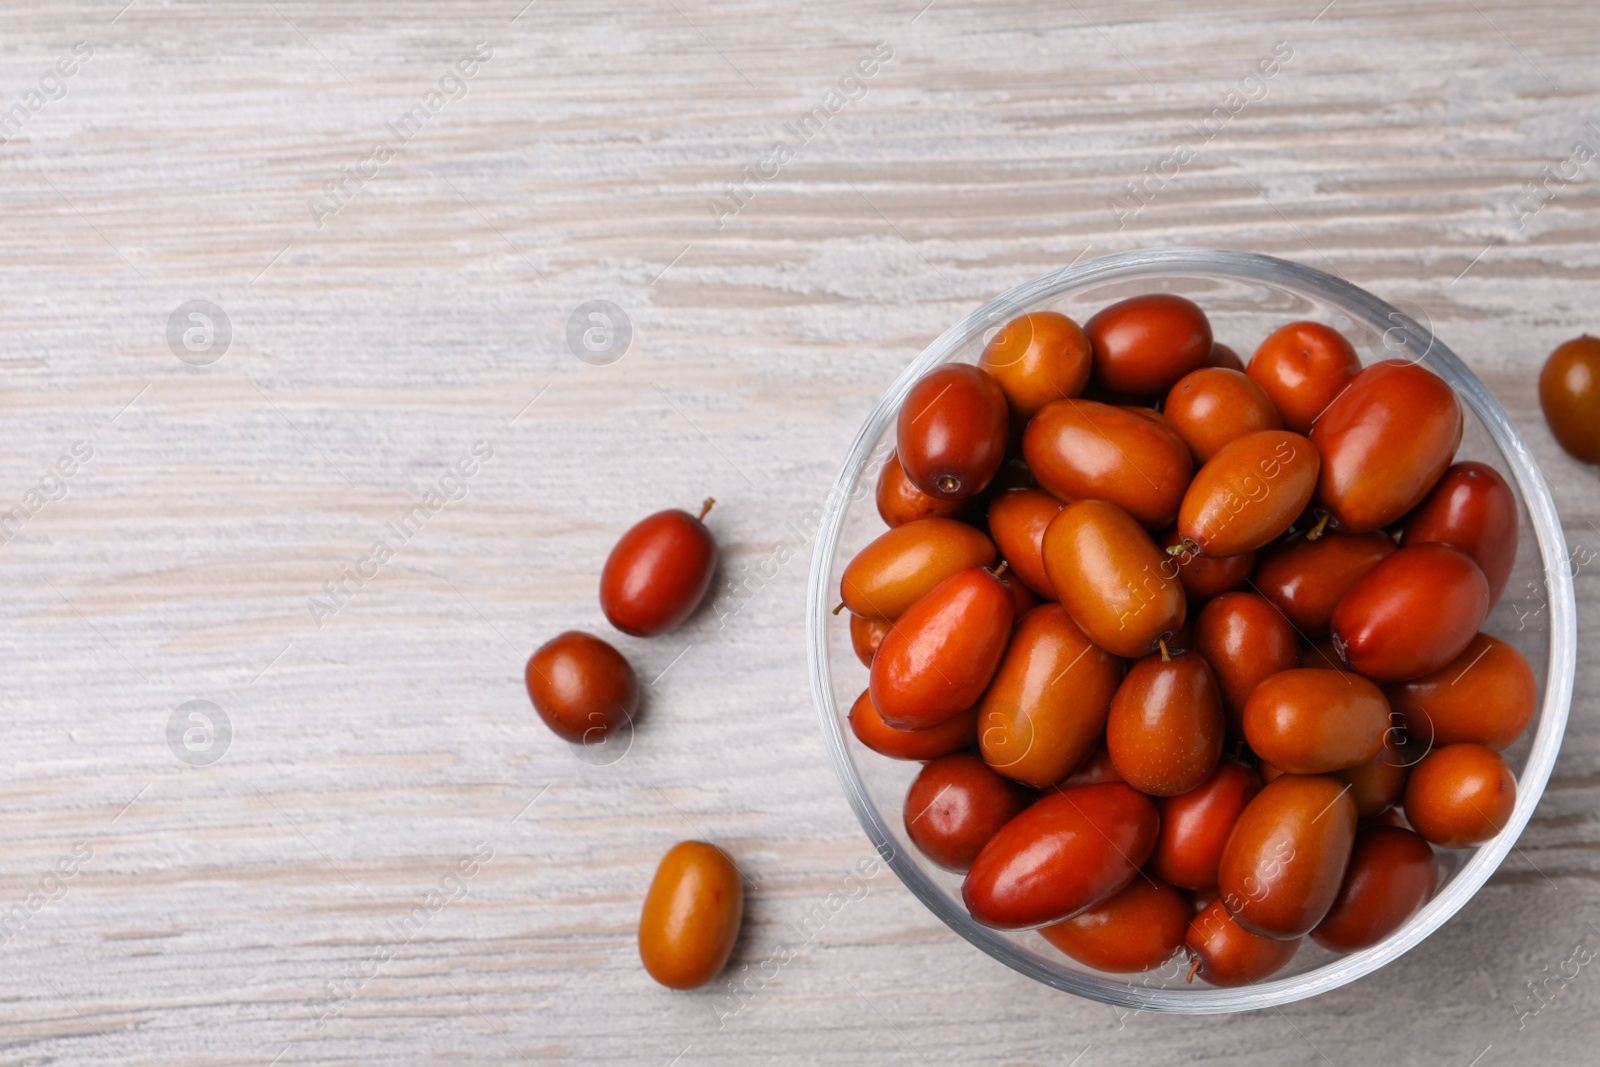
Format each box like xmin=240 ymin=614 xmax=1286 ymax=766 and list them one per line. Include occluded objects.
xmin=841 ymin=294 xmax=1536 ymax=987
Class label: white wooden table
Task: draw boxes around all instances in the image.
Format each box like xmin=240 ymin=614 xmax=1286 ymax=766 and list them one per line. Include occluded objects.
xmin=2 ymin=1 xmax=1598 ymax=1063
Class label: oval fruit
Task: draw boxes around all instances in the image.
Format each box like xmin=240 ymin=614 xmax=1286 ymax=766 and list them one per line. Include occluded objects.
xmin=847 ymin=689 xmax=977 ymax=761
xmin=1403 ymin=744 xmax=1516 ymax=848
xmin=1311 ymin=359 xmax=1463 ymax=533
xmin=526 ymin=631 xmax=639 ymax=744
xmin=1254 ymin=531 xmax=1397 ymax=637
xmin=1217 ymin=774 xmax=1358 ymax=940
xmin=1106 ymin=651 xmax=1225 ymax=796
xmin=869 ymin=567 xmax=1014 ymax=729
xmin=904 ymin=753 xmax=1032 ymax=872
xmin=1153 ymin=762 xmax=1263 ymax=891
xmin=1042 ymin=500 xmax=1186 ymax=659
xmin=1335 ymin=733 xmax=1410 ymax=818
xmin=979 ymin=311 xmax=1093 ymax=418
xmin=1040 ymin=877 xmax=1190 ymax=973
xmin=1185 ymin=899 xmax=1300 ymax=987
xmin=1022 ymin=398 xmax=1194 ymax=530
xmin=962 ymin=783 xmax=1159 ymax=929
xmin=1310 ymin=825 xmax=1437 ymax=952
xmin=849 ymin=613 xmax=891 ymax=667
xmin=1176 ymin=430 xmax=1319 ymax=557
xmin=840 ymin=518 xmax=997 ymax=619
xmin=600 ymin=501 xmax=719 ymax=637
xmin=1400 ymin=461 xmax=1518 ymax=607
xmin=1164 ymin=367 xmax=1283 ymax=463
xmin=1086 ymin=293 xmax=1213 ymax=396
xmin=1161 ymin=527 xmax=1255 ymax=602
xmin=896 ymin=364 xmax=1010 ymax=500
xmin=1331 ymin=544 xmax=1489 ymax=682
xmin=979 ymin=605 xmax=1123 ymax=789
xmin=876 ymin=450 xmax=967 ymax=527
xmin=1540 ymin=335 xmax=1600 ymax=463
xmin=987 ymin=489 xmax=1064 ymax=598
xmin=639 ymin=841 xmax=744 ymax=990
xmin=1386 ymin=632 xmax=1536 ymax=751
xmin=1061 ymin=744 xmax=1123 ymax=788
xmin=1247 ymin=320 xmax=1362 ymax=434
xmin=1194 ymin=592 xmax=1299 ymax=733
xmin=1243 ymin=669 xmax=1390 ymax=775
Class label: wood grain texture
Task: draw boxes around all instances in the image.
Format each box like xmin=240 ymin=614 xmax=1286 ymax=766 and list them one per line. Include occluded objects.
xmin=1 ymin=0 xmax=1599 ymax=1063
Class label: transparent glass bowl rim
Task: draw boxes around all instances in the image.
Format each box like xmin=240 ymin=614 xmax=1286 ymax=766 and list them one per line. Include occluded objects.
xmin=805 ymin=246 xmax=1578 ymax=1013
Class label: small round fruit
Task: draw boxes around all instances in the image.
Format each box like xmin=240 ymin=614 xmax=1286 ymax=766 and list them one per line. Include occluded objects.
xmin=1106 ymin=651 xmax=1224 ymax=797
xmin=904 ymin=753 xmax=1031 ymax=872
xmin=1176 ymin=430 xmax=1319 ymax=558
xmin=1403 ymin=744 xmax=1516 ymax=848
xmin=1185 ymin=899 xmax=1300 ymax=987
xmin=1022 ymin=398 xmax=1193 ymax=530
xmin=1310 ymin=826 xmax=1438 ymax=952
xmin=1040 ymin=877 xmax=1190 ymax=972
xmin=1242 ymin=669 xmax=1390 ymax=775
xmin=963 ymin=783 xmax=1159 ymax=929
xmin=1331 ymin=544 xmax=1489 ymax=682
xmin=1194 ymin=592 xmax=1299 ymax=732
xmin=897 ymin=364 xmax=1010 ymax=500
xmin=526 ymin=631 xmax=639 ymax=744
xmin=1165 ymin=367 xmax=1283 ymax=463
xmin=840 ymin=518 xmax=997 ymax=620
xmin=876 ymin=450 xmax=967 ymax=527
xmin=1086 ymin=293 xmax=1213 ymax=396
xmin=1247 ymin=320 xmax=1362 ymax=434
xmin=600 ymin=501 xmax=719 ymax=637
xmin=1386 ymin=633 xmax=1536 ymax=751
xmin=1153 ymin=762 xmax=1263 ymax=891
xmin=979 ymin=311 xmax=1093 ymax=418
xmin=1217 ymin=774 xmax=1358 ymax=940
xmin=986 ymin=489 xmax=1064 ymax=599
xmin=1335 ymin=733 xmax=1411 ymax=818
xmin=1207 ymin=343 xmax=1245 ymax=371
xmin=1400 ymin=461 xmax=1518 ymax=607
xmin=1254 ymin=530 xmax=1397 ymax=637
xmin=847 ymin=689 xmax=977 ymax=761
xmin=1539 ymin=335 xmax=1600 ymax=463
xmin=849 ymin=613 xmax=891 ymax=667
xmin=639 ymin=841 xmax=744 ymax=990
xmin=869 ymin=567 xmax=1014 ymax=729
xmin=1042 ymin=499 xmax=1186 ymax=659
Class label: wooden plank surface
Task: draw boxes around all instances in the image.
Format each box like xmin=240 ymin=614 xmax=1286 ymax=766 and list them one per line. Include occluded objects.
xmin=1 ymin=1 xmax=1599 ymax=1063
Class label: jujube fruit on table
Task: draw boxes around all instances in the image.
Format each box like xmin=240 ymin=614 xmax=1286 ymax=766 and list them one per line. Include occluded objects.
xmin=839 ymin=517 xmax=997 ymax=619
xmin=1022 ymin=398 xmax=1193 ymax=530
xmin=1217 ymin=774 xmax=1358 ymax=940
xmin=896 ymin=363 xmax=1010 ymax=500
xmin=1041 ymin=499 xmax=1186 ymax=659
xmin=1311 ymin=825 xmax=1438 ymax=953
xmin=600 ymin=500 xmax=719 ymax=637
xmin=1105 ymin=650 xmax=1225 ymax=797
xmin=1164 ymin=367 xmax=1283 ymax=463
xmin=1246 ymin=320 xmax=1362 ymax=434
xmin=1403 ymin=743 xmax=1516 ymax=849
xmin=639 ymin=841 xmax=744 ymax=990
xmin=1539 ymin=335 xmax=1600 ymax=463
xmin=1242 ymin=668 xmax=1390 ymax=775
xmin=1175 ymin=430 xmax=1319 ymax=557
xmin=903 ymin=753 xmax=1032 ymax=872
xmin=1331 ymin=543 xmax=1489 ymax=682
xmin=526 ymin=631 xmax=639 ymax=744
xmin=978 ymin=311 xmax=1093 ymax=419
xmin=1085 ymin=293 xmax=1214 ymax=396
xmin=869 ymin=566 xmax=1013 ymax=729
xmin=1040 ymin=877 xmax=1190 ymax=973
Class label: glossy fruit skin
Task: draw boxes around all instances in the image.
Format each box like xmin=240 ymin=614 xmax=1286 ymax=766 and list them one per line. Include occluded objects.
xmin=870 ymin=567 xmax=1014 ymax=729
xmin=876 ymin=450 xmax=968 ymax=527
xmin=1254 ymin=531 xmax=1397 ymax=637
xmin=1194 ymin=592 xmax=1299 ymax=732
xmin=1400 ymin=461 xmax=1518 ymax=606
xmin=979 ymin=605 xmax=1123 ymax=788
xmin=1247 ymin=320 xmax=1362 ymax=434
xmin=1311 ymin=359 xmax=1463 ymax=533
xmin=1177 ymin=431 xmax=1319 ymax=557
xmin=1335 ymin=733 xmax=1411 ymax=818
xmin=639 ymin=842 xmax=743 ymax=990
xmin=1386 ymin=632 xmax=1536 ymax=751
xmin=1061 ymin=744 xmax=1123 ymax=788
xmin=987 ymin=489 xmax=1064 ymax=598
xmin=1186 ymin=898 xmax=1300 ymax=986
xmin=1000 ymin=571 xmax=1041 ymax=617
xmin=962 ymin=783 xmax=1159 ymax=929
xmin=1217 ymin=774 xmax=1358 ymax=939
xmin=1040 ymin=877 xmax=1190 ymax=973
xmin=1165 ymin=368 xmax=1284 ymax=464
xmin=1086 ymin=293 xmax=1213 ymax=396
xmin=1207 ymin=343 xmax=1245 ymax=372
xmin=1153 ymin=762 xmax=1263 ymax=890
xmin=1310 ymin=826 xmax=1438 ymax=952
xmin=847 ymin=689 xmax=977 ymax=761
xmin=1022 ymin=399 xmax=1194 ymax=530
xmin=897 ymin=364 xmax=1010 ymax=500
xmin=840 ymin=518 xmax=997 ymax=620
xmin=1042 ymin=500 xmax=1186 ymax=659
xmin=849 ymin=613 xmax=891 ymax=667
xmin=1243 ymin=669 xmax=1390 ymax=775
xmin=1106 ymin=652 xmax=1225 ymax=796
xmin=904 ymin=753 xmax=1032 ymax=872
xmin=600 ymin=508 xmax=718 ymax=637
xmin=1403 ymin=743 xmax=1516 ymax=848
xmin=1161 ymin=528 xmax=1254 ymax=602
xmin=526 ymin=631 xmax=639 ymax=744
xmin=1540 ymin=335 xmax=1600 ymax=463
xmin=1331 ymin=543 xmax=1489 ymax=682
xmin=979 ymin=311 xmax=1093 ymax=419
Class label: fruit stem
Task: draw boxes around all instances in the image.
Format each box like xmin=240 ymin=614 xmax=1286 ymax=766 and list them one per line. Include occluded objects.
xmin=699 ymin=497 xmax=716 ymax=522
xmin=1304 ymin=511 xmax=1331 ymax=541
xmin=993 ymin=561 xmax=1010 ymax=579
xmin=1158 ymin=638 xmax=1170 ymax=662
xmin=832 ymin=601 xmax=845 ymax=616
xmin=1165 ymin=538 xmax=1198 ymax=558
xmin=1187 ymin=957 xmax=1202 ymax=984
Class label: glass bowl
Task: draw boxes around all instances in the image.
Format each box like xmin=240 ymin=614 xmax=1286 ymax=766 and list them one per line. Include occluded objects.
xmin=806 ymin=247 xmax=1577 ymax=1013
